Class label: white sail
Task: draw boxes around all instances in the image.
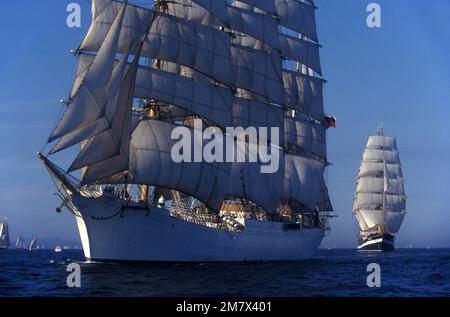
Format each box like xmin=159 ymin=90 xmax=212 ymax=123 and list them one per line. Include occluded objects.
xmin=122 ymin=120 xmax=231 ymax=211
xmin=362 ymin=148 xmax=400 ymax=164
xmin=0 ymin=222 xmax=10 ymax=248
xmin=79 ymin=0 xmax=150 ymax=53
xmin=16 ymin=235 xmax=24 ymax=249
xmin=282 ymin=70 xmax=324 ymax=121
xmin=355 ymin=210 xmax=370 ymax=231
xmin=49 ymin=1 xmax=127 ymax=142
xmin=232 ymin=98 xmax=284 ymax=135
xmin=66 ymin=54 xmax=286 ymax=149
xmin=188 ymin=0 xmax=318 ymax=42
xmin=29 ymin=237 xmax=38 ymax=250
xmin=87 ymin=11 xmax=284 ymax=103
xmin=274 ymin=0 xmax=318 ymax=42
xmin=367 ymin=135 xmax=397 ymax=150
xmin=359 ymin=162 xmax=402 ymax=178
xmin=358 ymin=209 xmax=383 ymax=229
xmin=168 ymin=0 xmax=321 ymax=72
xmin=354 ymin=193 xmax=406 ymax=212
xmin=51 ymin=50 xmax=131 ymax=154
xmin=231 ymin=45 xmax=283 ymax=103
xmin=317 ymin=177 xmax=333 ymax=211
xmin=283 ymin=154 xmax=325 ymax=210
xmin=279 ymin=34 xmax=321 ymax=75
xmin=135 ymin=64 xmax=234 ymax=127
xmin=284 ymin=116 xmax=326 ymax=160
xmin=235 ymin=0 xmax=277 ymax=15
xmin=166 ymin=0 xmax=218 ymax=27
xmin=227 ymin=143 xmax=284 ymax=212
xmin=145 ymin=13 xmax=234 ymax=87
xmin=386 ymin=211 xmax=406 ymax=234
xmin=356 ymin=177 xmax=404 ymax=195
xmin=70 ymin=47 xmax=140 ymax=173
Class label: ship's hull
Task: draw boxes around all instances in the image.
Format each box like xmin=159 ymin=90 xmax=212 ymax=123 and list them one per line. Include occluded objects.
xmin=70 ymin=194 xmax=325 ymax=262
xmin=358 ymin=233 xmax=394 ymax=252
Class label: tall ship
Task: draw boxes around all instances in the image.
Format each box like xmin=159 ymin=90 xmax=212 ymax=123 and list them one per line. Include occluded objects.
xmin=29 ymin=237 xmax=38 ymax=251
xmin=0 ymin=219 xmax=10 ymax=249
xmin=16 ymin=235 xmax=25 ymax=249
xmin=39 ymin=0 xmax=335 ymax=262
xmin=353 ymin=126 xmax=406 ymax=251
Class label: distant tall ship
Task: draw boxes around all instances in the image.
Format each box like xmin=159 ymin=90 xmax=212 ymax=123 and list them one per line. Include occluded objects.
xmin=16 ymin=235 xmax=25 ymax=249
xmin=0 ymin=219 xmax=10 ymax=249
xmin=353 ymin=125 xmax=406 ymax=251
xmin=29 ymin=237 xmax=38 ymax=251
xmin=39 ymin=0 xmax=336 ymax=262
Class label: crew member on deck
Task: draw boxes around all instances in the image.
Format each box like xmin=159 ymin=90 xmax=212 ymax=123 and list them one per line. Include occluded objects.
xmin=158 ymin=196 xmax=165 ymax=208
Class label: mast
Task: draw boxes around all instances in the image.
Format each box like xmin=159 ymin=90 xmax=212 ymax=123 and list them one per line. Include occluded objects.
xmin=377 ymin=122 xmax=384 ymax=137
xmin=139 ymin=0 xmax=167 ymax=205
xmin=381 ymin=157 xmax=386 ymax=233
xmin=381 ymin=124 xmax=388 ymax=234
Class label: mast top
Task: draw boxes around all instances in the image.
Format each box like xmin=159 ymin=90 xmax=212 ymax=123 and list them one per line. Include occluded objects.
xmin=376 ymin=122 xmax=384 ymax=136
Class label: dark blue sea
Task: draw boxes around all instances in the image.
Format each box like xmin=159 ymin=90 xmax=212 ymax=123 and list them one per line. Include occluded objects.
xmin=0 ymin=249 xmax=449 ymax=296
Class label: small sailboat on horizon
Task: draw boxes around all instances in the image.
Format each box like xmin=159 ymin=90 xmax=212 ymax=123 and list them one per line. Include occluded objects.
xmin=29 ymin=237 xmax=38 ymax=251
xmin=15 ymin=235 xmax=25 ymax=249
xmin=0 ymin=219 xmax=10 ymax=249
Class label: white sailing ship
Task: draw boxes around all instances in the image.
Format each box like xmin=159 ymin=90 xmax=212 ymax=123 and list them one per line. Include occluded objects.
xmin=40 ymin=0 xmax=335 ymax=262
xmin=16 ymin=235 xmax=25 ymax=249
xmin=29 ymin=237 xmax=38 ymax=251
xmin=0 ymin=219 xmax=10 ymax=249
xmin=353 ymin=126 xmax=406 ymax=251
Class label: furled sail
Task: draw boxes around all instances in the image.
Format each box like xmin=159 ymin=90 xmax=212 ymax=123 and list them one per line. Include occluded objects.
xmin=353 ymin=130 xmax=406 ymax=234
xmin=46 ymin=0 xmax=332 ymax=214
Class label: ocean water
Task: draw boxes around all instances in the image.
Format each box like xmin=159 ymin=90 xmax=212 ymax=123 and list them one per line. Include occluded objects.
xmin=0 ymin=248 xmax=449 ymax=297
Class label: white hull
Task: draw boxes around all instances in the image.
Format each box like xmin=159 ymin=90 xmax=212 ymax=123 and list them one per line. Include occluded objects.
xmin=70 ymin=194 xmax=325 ymax=262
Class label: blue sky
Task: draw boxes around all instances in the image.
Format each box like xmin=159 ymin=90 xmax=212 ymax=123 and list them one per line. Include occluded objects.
xmin=0 ymin=0 xmax=449 ymax=248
